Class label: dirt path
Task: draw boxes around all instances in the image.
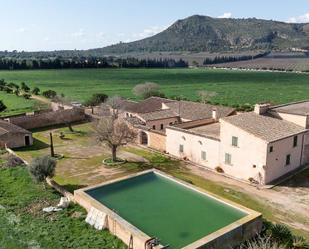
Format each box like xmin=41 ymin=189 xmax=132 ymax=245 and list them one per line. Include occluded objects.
xmin=31 ymin=95 xmax=51 ymax=104
xmin=187 ymin=164 xmax=309 ymax=231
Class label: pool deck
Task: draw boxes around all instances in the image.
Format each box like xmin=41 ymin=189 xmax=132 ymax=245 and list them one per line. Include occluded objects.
xmin=74 ymin=169 xmax=262 ymax=249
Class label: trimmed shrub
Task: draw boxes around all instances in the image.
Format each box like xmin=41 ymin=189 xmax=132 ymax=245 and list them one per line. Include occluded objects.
xmin=6 ymin=155 xmax=24 ymax=167
xmin=42 ymin=90 xmax=57 ymax=99
xmin=28 ymin=155 xmax=56 ymax=183
xmin=215 ymin=166 xmax=224 ymax=173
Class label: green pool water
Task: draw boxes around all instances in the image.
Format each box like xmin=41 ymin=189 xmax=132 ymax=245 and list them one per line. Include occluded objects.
xmin=86 ymin=172 xmax=246 ymax=248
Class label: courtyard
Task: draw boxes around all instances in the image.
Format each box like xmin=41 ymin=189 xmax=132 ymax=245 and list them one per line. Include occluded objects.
xmin=13 ymin=121 xmax=309 ymax=240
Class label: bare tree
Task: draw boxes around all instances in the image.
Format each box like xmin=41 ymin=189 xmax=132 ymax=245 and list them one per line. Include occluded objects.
xmin=105 ymin=95 xmax=123 ymax=117
xmin=197 ymin=90 xmax=217 ymax=104
xmin=132 ymin=82 xmax=162 ymax=99
xmin=93 ymin=117 xmax=137 ymax=162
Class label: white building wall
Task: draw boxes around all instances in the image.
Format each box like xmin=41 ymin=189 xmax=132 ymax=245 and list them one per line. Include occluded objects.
xmin=166 ymin=128 xmax=220 ymax=169
xmin=265 ymin=133 xmax=307 ymax=183
xmin=219 ymin=120 xmax=267 ymax=183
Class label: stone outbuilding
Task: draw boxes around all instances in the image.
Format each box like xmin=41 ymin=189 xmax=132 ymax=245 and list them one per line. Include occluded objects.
xmin=0 ymin=120 xmax=33 ymax=148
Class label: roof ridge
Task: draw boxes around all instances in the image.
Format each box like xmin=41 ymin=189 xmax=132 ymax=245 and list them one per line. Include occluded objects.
xmin=270 ymin=99 xmax=309 ymax=109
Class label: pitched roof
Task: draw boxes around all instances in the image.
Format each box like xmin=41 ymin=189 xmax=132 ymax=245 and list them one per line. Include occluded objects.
xmin=270 ymin=100 xmax=309 ymax=116
xmin=0 ymin=120 xmax=31 ymax=136
xmin=117 ymin=98 xmax=138 ymax=112
xmin=138 ymin=109 xmax=179 ymax=121
xmin=221 ymin=112 xmax=307 ymax=142
xmin=118 ymin=97 xmax=175 ymax=114
xmin=189 ymin=122 xmax=221 ymax=140
xmin=165 ymin=101 xmax=235 ymax=121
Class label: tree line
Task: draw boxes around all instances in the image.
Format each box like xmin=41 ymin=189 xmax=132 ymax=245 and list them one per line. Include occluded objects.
xmin=0 ymin=57 xmax=188 ymax=70
xmin=203 ymin=51 xmax=270 ymax=65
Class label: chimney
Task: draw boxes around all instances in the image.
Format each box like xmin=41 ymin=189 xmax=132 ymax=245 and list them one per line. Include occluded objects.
xmin=212 ymin=108 xmax=218 ymax=120
xmin=254 ymin=103 xmax=271 ymax=115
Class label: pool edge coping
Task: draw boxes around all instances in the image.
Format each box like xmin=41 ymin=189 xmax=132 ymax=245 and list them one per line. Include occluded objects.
xmin=74 ymin=169 xmax=262 ymax=249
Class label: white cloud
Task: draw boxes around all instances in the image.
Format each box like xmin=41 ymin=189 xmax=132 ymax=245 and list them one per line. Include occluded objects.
xmin=96 ymin=32 xmax=105 ymax=38
xmin=16 ymin=27 xmax=26 ymax=33
xmin=288 ymin=13 xmax=309 ymax=23
xmin=218 ymin=12 xmax=232 ymax=18
xmin=132 ymin=26 xmax=166 ymax=39
xmin=71 ymin=29 xmax=85 ymax=38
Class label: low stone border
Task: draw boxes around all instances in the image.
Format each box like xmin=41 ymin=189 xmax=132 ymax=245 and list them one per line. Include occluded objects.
xmin=102 ymin=158 xmax=126 ymax=166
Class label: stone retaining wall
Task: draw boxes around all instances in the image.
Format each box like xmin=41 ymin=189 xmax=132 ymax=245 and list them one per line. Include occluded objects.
xmin=4 ymin=108 xmax=86 ymax=130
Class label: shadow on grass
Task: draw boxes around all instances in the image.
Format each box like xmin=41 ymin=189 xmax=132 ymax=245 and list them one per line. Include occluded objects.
xmin=29 ymin=120 xmax=90 ymax=133
xmin=64 ymin=156 xmax=89 ymax=160
xmin=15 ymin=138 xmax=50 ymax=152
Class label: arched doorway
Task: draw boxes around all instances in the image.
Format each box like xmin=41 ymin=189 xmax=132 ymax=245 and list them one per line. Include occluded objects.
xmin=140 ymin=131 xmax=148 ymax=145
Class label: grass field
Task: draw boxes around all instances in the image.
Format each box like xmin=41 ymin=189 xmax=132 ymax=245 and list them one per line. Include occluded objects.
xmin=0 ymin=68 xmax=309 ymax=108
xmin=0 ymin=166 xmax=125 ymax=249
xmin=0 ymin=92 xmax=43 ymax=117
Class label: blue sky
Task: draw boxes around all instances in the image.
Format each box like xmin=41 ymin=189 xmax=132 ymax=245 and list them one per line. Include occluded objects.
xmin=1 ymin=0 xmax=308 ymax=51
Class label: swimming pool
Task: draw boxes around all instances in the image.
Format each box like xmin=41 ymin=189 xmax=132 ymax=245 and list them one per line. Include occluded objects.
xmin=75 ymin=170 xmax=262 ymax=249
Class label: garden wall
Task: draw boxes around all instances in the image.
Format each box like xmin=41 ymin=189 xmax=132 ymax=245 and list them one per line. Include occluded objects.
xmin=3 ymin=108 xmax=86 ymax=130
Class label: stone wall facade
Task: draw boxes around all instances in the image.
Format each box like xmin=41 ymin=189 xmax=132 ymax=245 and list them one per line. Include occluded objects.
xmin=0 ymin=132 xmax=33 ymax=148
xmin=148 ymin=130 xmax=166 ymax=152
xmin=4 ymin=108 xmax=86 ymax=130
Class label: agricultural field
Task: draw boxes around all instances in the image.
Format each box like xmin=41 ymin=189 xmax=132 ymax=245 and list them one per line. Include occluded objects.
xmin=0 ymin=68 xmax=309 ymax=111
xmin=0 ymin=91 xmax=44 ymax=117
xmin=212 ymin=57 xmax=309 ymax=72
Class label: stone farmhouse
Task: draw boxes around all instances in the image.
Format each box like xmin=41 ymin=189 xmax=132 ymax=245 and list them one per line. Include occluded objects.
xmin=117 ymin=97 xmax=309 ymax=185
xmin=0 ymin=120 xmax=33 ymax=148
xmin=0 ymin=103 xmax=86 ymax=149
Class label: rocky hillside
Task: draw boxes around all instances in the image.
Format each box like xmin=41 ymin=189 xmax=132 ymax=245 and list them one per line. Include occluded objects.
xmin=98 ymin=15 xmax=309 ymax=54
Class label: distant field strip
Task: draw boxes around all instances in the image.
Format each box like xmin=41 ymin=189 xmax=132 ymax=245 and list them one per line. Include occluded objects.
xmin=0 ymin=68 xmax=309 ymax=107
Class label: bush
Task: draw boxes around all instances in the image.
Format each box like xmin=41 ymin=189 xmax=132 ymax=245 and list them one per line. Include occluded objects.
xmin=6 ymin=155 xmax=24 ymax=168
xmin=215 ymin=166 xmax=224 ymax=173
xmin=32 ymin=87 xmax=40 ymax=95
xmin=292 ymin=236 xmax=309 ymax=249
xmin=84 ymin=93 xmax=108 ymax=106
xmin=28 ymin=155 xmax=57 ymax=183
xmin=42 ymin=90 xmax=57 ymax=99
xmin=268 ymin=224 xmax=293 ymax=246
xmin=132 ymin=82 xmax=163 ymax=99
xmin=241 ymin=236 xmax=284 ymax=249
xmin=248 ymin=177 xmax=259 ymax=184
xmin=22 ymin=93 xmax=31 ymax=99
xmin=0 ymin=100 xmax=7 ymax=112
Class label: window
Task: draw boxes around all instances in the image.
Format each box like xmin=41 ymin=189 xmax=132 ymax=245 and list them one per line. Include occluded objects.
xmin=232 ymin=136 xmax=238 ymax=147
xmin=160 ymin=124 xmax=164 ymax=130
xmin=201 ymin=151 xmax=206 ymax=160
xmin=179 ymin=144 xmax=184 ymax=153
xmin=269 ymin=146 xmax=273 ymax=153
xmin=152 ymin=125 xmax=156 ymax=130
xmin=286 ymin=154 xmax=291 ymax=166
xmin=225 ymin=153 xmax=232 ymax=165
xmin=126 ymin=113 xmax=129 ymax=117
xmin=293 ymin=136 xmax=298 ymax=147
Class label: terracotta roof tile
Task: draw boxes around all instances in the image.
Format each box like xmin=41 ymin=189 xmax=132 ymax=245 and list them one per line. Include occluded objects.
xmin=221 ymin=112 xmax=307 ymax=142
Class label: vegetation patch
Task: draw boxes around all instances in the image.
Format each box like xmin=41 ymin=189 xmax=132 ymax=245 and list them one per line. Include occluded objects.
xmin=0 ymin=166 xmax=125 ymax=249
xmin=103 ymin=157 xmax=126 ymax=166
xmin=0 ymin=68 xmax=309 ymax=107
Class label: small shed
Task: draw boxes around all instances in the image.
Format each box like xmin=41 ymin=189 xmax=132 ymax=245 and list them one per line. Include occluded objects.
xmin=0 ymin=120 xmax=33 ymax=148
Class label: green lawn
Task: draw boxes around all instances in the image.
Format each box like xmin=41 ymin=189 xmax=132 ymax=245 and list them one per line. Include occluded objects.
xmin=0 ymin=166 xmax=125 ymax=249
xmin=0 ymin=92 xmax=44 ymax=117
xmin=0 ymin=68 xmax=308 ymax=107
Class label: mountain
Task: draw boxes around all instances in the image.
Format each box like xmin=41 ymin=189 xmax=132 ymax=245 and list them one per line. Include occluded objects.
xmin=96 ymin=15 xmax=309 ymax=54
